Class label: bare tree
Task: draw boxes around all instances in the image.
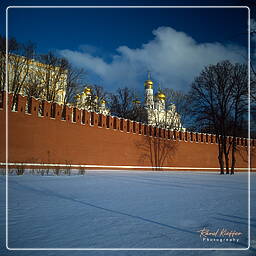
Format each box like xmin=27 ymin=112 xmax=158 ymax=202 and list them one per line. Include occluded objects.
xmin=64 ymin=65 xmax=85 ymax=105
xmin=163 ymin=88 xmax=191 ymax=129
xmin=0 ymin=35 xmax=20 ymax=92
xmin=90 ymin=84 xmax=109 ymax=112
xmin=109 ymin=87 xmax=134 ymax=118
xmin=5 ymin=39 xmax=37 ymax=109
xmin=250 ymin=19 xmax=256 ymax=137
xmin=189 ymin=60 xmax=248 ymax=174
xmin=37 ymin=52 xmax=69 ymax=102
xmin=109 ymin=87 xmax=146 ymax=121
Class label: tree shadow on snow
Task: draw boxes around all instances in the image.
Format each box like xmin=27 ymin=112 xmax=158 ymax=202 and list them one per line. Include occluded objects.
xmin=86 ymin=173 xmax=250 ymax=192
xmin=9 ymin=179 xmax=199 ymax=237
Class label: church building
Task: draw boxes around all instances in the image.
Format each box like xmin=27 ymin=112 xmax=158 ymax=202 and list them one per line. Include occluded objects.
xmin=144 ymin=74 xmax=185 ymax=131
xmin=75 ymin=74 xmax=184 ymax=131
xmin=75 ymin=87 xmax=110 ymax=115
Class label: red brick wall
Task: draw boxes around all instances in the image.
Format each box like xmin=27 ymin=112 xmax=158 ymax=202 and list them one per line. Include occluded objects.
xmin=0 ymin=92 xmax=254 ymax=171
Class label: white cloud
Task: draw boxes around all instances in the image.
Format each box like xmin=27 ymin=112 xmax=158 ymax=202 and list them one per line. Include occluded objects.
xmin=251 ymin=19 xmax=256 ymax=64
xmin=59 ymin=26 xmax=246 ymax=92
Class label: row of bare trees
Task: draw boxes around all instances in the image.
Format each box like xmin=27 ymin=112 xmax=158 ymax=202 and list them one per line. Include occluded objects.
xmin=109 ymin=87 xmax=147 ymax=122
xmin=0 ymin=35 xmax=251 ymax=174
xmin=0 ymin=35 xmax=85 ymax=108
xmin=189 ymin=61 xmax=248 ymax=175
xmin=143 ymin=61 xmax=249 ymax=174
xmin=108 ymin=62 xmax=249 ymax=175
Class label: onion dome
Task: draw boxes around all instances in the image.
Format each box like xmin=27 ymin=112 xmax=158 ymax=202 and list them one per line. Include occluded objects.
xmin=84 ymin=87 xmax=92 ymax=94
xmin=101 ymin=99 xmax=106 ymax=104
xmin=156 ymin=92 xmax=166 ymax=100
xmin=144 ymin=79 xmax=153 ymax=89
xmin=75 ymin=94 xmax=81 ymax=99
xmin=132 ymin=99 xmax=141 ymax=104
xmin=144 ymin=71 xmax=154 ymax=89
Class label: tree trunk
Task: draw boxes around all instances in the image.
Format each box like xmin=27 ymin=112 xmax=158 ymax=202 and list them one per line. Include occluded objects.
xmin=225 ymin=152 xmax=230 ymax=174
xmin=230 ymin=139 xmax=236 ymax=175
xmin=217 ymin=136 xmax=225 ymax=174
xmin=218 ymin=147 xmax=225 ymax=174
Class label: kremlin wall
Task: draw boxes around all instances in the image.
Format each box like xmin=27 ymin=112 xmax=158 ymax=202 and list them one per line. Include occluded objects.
xmin=0 ymin=91 xmax=255 ymax=172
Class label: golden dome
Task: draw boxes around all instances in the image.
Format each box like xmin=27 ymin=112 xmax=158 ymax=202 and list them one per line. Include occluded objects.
xmin=156 ymin=92 xmax=166 ymax=100
xmin=144 ymin=80 xmax=153 ymax=89
xmin=75 ymin=94 xmax=81 ymax=99
xmin=132 ymin=99 xmax=141 ymax=104
xmin=101 ymin=99 xmax=106 ymax=104
xmin=84 ymin=87 xmax=92 ymax=94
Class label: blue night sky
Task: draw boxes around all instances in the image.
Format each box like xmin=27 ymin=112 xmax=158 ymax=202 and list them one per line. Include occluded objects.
xmin=1 ymin=0 xmax=255 ymax=93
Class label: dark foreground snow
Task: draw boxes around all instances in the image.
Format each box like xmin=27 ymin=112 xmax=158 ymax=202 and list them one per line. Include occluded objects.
xmin=0 ymin=171 xmax=255 ymax=256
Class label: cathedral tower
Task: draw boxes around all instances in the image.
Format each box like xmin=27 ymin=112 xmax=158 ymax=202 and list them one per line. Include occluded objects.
xmin=144 ymin=72 xmax=154 ymax=109
xmin=155 ymin=91 xmax=166 ymax=111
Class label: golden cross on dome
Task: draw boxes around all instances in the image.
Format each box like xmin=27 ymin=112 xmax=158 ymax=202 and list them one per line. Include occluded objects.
xmin=147 ymin=70 xmax=151 ymax=80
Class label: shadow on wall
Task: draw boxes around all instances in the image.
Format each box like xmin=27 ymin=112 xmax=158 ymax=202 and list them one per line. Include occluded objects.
xmin=136 ymin=129 xmax=178 ymax=171
xmin=252 ymin=147 xmax=256 ymax=169
xmin=237 ymin=145 xmax=255 ymax=170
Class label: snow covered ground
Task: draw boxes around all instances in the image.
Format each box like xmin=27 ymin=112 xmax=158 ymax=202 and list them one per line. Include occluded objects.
xmin=0 ymin=170 xmax=255 ymax=256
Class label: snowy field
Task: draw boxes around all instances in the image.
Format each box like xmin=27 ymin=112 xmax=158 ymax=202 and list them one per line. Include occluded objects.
xmin=0 ymin=170 xmax=255 ymax=256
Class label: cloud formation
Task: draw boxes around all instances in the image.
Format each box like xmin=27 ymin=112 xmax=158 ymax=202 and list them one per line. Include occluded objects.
xmin=59 ymin=26 xmax=245 ymax=92
xmin=251 ymin=19 xmax=256 ymax=64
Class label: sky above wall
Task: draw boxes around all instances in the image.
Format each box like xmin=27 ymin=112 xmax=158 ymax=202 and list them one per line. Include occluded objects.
xmin=1 ymin=0 xmax=255 ymax=93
